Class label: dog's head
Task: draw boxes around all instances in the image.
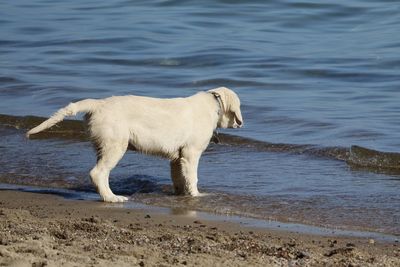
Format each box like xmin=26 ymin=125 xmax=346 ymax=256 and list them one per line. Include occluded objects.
xmin=208 ymin=87 xmax=243 ymax=129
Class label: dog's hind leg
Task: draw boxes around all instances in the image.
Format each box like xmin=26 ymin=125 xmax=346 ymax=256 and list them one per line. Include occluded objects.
xmin=170 ymin=159 xmax=185 ymax=195
xmin=90 ymin=140 xmax=128 ymax=203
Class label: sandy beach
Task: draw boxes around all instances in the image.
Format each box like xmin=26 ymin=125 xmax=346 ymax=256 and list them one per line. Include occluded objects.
xmin=0 ymin=190 xmax=398 ymax=267
xmin=2 ymin=0 xmax=400 ymax=266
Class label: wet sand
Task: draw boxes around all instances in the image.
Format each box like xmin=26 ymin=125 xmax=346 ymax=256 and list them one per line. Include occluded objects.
xmin=0 ymin=190 xmax=399 ymax=267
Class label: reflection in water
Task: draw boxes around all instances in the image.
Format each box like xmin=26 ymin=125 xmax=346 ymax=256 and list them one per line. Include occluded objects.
xmin=170 ymin=208 xmax=197 ymax=217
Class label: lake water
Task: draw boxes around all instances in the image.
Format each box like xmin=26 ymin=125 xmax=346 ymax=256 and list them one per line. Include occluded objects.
xmin=0 ymin=0 xmax=399 ymax=236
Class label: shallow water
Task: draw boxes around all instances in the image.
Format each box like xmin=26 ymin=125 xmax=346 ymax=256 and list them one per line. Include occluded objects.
xmin=1 ymin=117 xmax=399 ymax=236
xmin=1 ymin=0 xmax=399 ymax=236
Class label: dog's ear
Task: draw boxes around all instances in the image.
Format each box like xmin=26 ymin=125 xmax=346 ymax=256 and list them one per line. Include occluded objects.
xmin=221 ymin=89 xmax=243 ymax=127
xmin=234 ymin=109 xmax=243 ymax=127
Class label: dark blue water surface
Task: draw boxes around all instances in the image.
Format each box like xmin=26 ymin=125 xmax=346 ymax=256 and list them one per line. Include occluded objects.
xmin=0 ymin=0 xmax=399 ymax=235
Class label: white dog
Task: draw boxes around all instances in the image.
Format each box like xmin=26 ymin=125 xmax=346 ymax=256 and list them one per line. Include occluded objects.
xmin=27 ymin=87 xmax=243 ymax=202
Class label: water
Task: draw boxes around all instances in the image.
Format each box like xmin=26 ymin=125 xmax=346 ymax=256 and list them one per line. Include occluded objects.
xmin=1 ymin=0 xmax=399 ymax=236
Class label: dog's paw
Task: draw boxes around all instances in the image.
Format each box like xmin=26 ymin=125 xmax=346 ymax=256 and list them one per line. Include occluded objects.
xmin=103 ymin=194 xmax=129 ymax=203
xmin=187 ymin=190 xmax=200 ymax=197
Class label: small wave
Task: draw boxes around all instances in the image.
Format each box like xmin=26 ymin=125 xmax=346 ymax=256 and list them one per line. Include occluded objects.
xmin=348 ymin=146 xmax=400 ymax=170
xmin=1 ymin=113 xmax=399 ymax=172
xmin=15 ymin=37 xmax=130 ymax=49
xmin=0 ymin=114 xmax=87 ymax=140
xmin=17 ymin=26 xmax=56 ymax=35
xmin=66 ymin=54 xmax=234 ymax=69
xmin=191 ymin=78 xmax=268 ymax=88
xmin=0 ymin=76 xmax=24 ymax=84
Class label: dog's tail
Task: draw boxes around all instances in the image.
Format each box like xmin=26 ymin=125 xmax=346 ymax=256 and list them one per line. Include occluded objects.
xmin=26 ymin=99 xmax=101 ymax=138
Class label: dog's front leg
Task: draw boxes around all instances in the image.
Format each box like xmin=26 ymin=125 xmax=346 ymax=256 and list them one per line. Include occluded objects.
xmin=179 ymin=149 xmax=201 ymax=196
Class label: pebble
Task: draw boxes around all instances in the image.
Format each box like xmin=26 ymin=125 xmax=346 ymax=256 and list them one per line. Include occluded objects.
xmin=328 ymin=239 xmax=337 ymax=248
xmin=144 ymin=214 xmax=151 ymax=219
xmin=32 ymin=261 xmax=47 ymax=267
xmin=369 ymin=239 xmax=375 ymax=245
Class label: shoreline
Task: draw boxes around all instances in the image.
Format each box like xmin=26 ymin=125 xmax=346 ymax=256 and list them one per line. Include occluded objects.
xmin=1 ymin=183 xmax=399 ymax=241
xmin=125 ymin=199 xmax=400 ymax=243
xmin=0 ymin=190 xmax=399 ymax=266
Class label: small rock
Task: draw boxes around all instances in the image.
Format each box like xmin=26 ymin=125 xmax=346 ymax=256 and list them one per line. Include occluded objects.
xmin=84 ymin=216 xmax=99 ymax=223
xmin=139 ymin=261 xmax=145 ymax=267
xmin=144 ymin=214 xmax=151 ymax=219
xmin=296 ymin=251 xmax=309 ymax=259
xmin=32 ymin=261 xmax=47 ymax=267
xmin=324 ymin=247 xmax=353 ymax=257
xmin=0 ymin=238 xmax=9 ymax=246
xmin=206 ymin=235 xmax=216 ymax=241
xmin=369 ymin=239 xmax=375 ymax=245
xmin=237 ymin=251 xmax=247 ymax=258
xmin=288 ymin=238 xmax=296 ymax=247
xmin=328 ymin=239 xmax=337 ymax=248
xmin=193 ymin=220 xmax=202 ymax=224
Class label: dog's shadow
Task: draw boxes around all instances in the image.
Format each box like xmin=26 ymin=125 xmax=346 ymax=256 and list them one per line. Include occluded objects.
xmin=5 ymin=175 xmax=190 ymax=202
xmin=109 ymin=174 xmax=169 ymax=195
xmin=69 ymin=174 xmax=168 ymax=197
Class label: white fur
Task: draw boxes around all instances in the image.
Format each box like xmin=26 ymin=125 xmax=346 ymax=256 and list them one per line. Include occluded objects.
xmin=27 ymin=87 xmax=243 ymax=202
